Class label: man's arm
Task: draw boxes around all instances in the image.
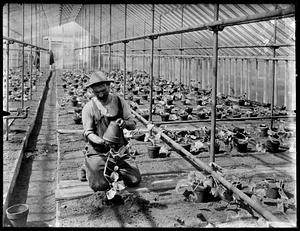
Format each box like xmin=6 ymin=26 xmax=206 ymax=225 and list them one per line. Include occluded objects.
xmin=119 ymin=97 xmax=136 ymax=130
xmin=82 ymin=103 xmax=105 ymax=144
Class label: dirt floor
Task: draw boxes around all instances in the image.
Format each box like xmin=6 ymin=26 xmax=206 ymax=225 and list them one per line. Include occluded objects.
xmin=54 ymin=70 xmax=296 ymax=227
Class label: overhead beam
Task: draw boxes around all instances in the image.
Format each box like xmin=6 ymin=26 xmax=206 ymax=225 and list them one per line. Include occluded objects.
xmin=74 ymin=6 xmax=295 ymax=50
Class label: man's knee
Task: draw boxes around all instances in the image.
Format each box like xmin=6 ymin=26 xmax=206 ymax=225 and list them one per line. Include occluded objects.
xmin=120 ymin=167 xmax=141 ymax=187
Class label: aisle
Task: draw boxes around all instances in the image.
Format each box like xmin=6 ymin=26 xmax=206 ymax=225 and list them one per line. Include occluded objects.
xmin=9 ymin=71 xmax=58 ymax=227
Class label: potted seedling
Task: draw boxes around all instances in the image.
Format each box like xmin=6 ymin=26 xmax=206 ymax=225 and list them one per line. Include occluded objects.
xmin=160 ymin=112 xmax=170 ymax=121
xmin=176 ymin=170 xmax=231 ymax=203
xmin=179 ymin=111 xmax=189 ymax=121
xmin=232 ymin=131 xmax=249 ymax=153
xmin=185 ymin=106 xmax=193 ymax=115
xmin=144 ymin=124 xmax=162 ymax=158
xmin=265 ymin=130 xmax=281 ymax=153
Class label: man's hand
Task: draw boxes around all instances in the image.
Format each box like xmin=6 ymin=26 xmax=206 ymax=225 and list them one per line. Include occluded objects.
xmin=116 ymin=118 xmax=126 ymax=130
xmin=87 ymin=133 xmax=106 ymax=145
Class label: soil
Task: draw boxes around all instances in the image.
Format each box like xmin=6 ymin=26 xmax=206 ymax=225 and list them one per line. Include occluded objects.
xmin=5 ymin=69 xmax=295 ymax=228
xmin=54 ymin=70 xmax=296 ymax=227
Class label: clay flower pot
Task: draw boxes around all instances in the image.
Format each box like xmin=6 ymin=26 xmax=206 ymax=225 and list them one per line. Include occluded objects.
xmin=164 ymin=107 xmax=172 ymax=114
xmin=73 ymin=116 xmax=82 ymax=124
xmin=181 ymin=143 xmax=191 ymax=152
xmin=196 ymin=99 xmax=202 ymax=105
xmin=6 ymin=204 xmax=29 ymax=227
xmin=71 ymin=98 xmax=78 ymax=107
xmin=185 ymin=107 xmax=193 ymax=114
xmin=196 ymin=112 xmax=208 ymax=120
xmin=259 ymin=124 xmax=269 ymax=137
xmin=142 ymin=114 xmax=150 ymax=121
xmin=161 ymin=113 xmax=170 ymax=121
xmin=133 ymin=97 xmax=140 ymax=105
xmin=265 ymin=187 xmax=280 ymax=199
xmin=233 ymin=133 xmax=248 ymax=153
xmin=191 ymin=186 xmax=207 ymax=203
xmin=166 ymin=99 xmax=173 ymax=105
xmin=180 ymin=113 xmax=188 ymax=121
xmin=266 ymin=138 xmax=280 ymax=153
xmin=238 ymin=99 xmax=245 ymax=106
xmin=148 ymin=145 xmax=161 ymax=158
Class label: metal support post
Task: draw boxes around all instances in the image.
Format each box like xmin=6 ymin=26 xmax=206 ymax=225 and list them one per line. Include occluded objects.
xmin=149 ymin=4 xmax=155 ymax=123
xmin=99 ymin=4 xmax=102 ymax=70
xmin=209 ymin=4 xmax=221 ymax=163
xmin=143 ymin=21 xmax=146 ymax=71
xmin=30 ymin=4 xmax=33 ymax=99
xmin=179 ymin=6 xmax=184 ymax=84
xmin=123 ymin=4 xmax=127 ymax=99
xmin=5 ymin=3 xmax=10 ymax=141
xmin=158 ymin=15 xmax=162 ymax=78
xmin=109 ymin=4 xmax=112 ymax=72
xmin=270 ymin=15 xmax=278 ymax=129
xmin=21 ymin=4 xmax=25 ymax=109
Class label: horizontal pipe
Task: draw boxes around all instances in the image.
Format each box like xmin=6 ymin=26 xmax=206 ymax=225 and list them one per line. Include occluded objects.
xmin=131 ymin=108 xmax=281 ymax=222
xmin=153 ymin=115 xmax=296 ymax=125
xmin=74 ymin=6 xmax=294 ymax=50
xmin=99 ymin=52 xmax=295 ymax=61
xmin=93 ymin=43 xmax=294 ymax=53
xmin=3 ymin=36 xmax=48 ymax=51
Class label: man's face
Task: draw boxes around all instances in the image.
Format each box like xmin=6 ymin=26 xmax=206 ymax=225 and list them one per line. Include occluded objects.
xmin=91 ymin=83 xmax=110 ymax=101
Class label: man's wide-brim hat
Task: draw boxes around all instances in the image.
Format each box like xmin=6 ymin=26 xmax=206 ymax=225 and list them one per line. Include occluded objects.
xmin=85 ymin=71 xmax=114 ymax=88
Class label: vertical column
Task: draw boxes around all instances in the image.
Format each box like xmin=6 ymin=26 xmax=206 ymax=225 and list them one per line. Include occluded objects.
xmin=99 ymin=4 xmax=102 ymax=70
xmin=93 ymin=4 xmax=96 ymax=70
xmin=21 ymin=3 xmax=25 ymax=109
xmin=143 ymin=21 xmax=146 ymax=71
xmin=5 ymin=3 xmax=10 ymax=140
xmin=158 ymin=15 xmax=162 ymax=79
xmin=30 ymin=4 xmax=33 ymax=99
xmin=149 ymin=4 xmax=155 ymax=122
xmin=123 ymin=4 xmax=127 ymax=99
xmin=179 ymin=5 xmax=184 ymax=84
xmin=270 ymin=5 xmax=279 ymax=128
xmin=109 ymin=4 xmax=112 ymax=72
xmin=210 ymin=4 xmax=220 ymax=163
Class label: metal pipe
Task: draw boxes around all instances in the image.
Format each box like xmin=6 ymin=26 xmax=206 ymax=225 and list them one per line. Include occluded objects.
xmin=109 ymin=4 xmax=112 ymax=72
xmin=153 ymin=115 xmax=296 ymax=125
xmin=87 ymin=43 xmax=294 ymax=52
xmin=123 ymin=4 xmax=127 ymax=99
xmin=93 ymin=4 xmax=95 ymax=70
xmin=143 ymin=21 xmax=146 ymax=71
xmin=210 ymin=4 xmax=219 ymax=163
xmin=5 ymin=3 xmax=10 ymax=141
xmin=131 ymin=109 xmax=282 ymax=223
xmin=21 ymin=3 xmax=25 ymax=109
xmin=74 ymin=6 xmax=295 ymax=50
xmin=30 ymin=4 xmax=33 ymax=100
xmin=271 ymin=16 xmax=278 ymax=129
xmin=99 ymin=52 xmax=294 ymax=61
xmin=179 ymin=5 xmax=184 ymax=84
xmin=2 ymin=37 xmax=48 ymax=51
xmin=149 ymin=4 xmax=155 ymax=122
xmin=158 ymin=15 xmax=162 ymax=78
xmin=99 ymin=4 xmax=102 ymax=70
xmin=88 ymin=4 xmax=91 ymax=71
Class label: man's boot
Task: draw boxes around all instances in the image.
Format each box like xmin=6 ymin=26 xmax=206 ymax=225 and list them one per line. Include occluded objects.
xmin=78 ymin=165 xmax=87 ymax=182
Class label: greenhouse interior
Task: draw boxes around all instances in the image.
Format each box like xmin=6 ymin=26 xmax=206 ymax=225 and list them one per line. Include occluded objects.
xmin=2 ymin=3 xmax=297 ymax=228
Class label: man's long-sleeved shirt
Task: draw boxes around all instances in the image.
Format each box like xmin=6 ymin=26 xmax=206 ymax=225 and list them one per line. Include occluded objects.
xmin=82 ymin=94 xmax=135 ymax=144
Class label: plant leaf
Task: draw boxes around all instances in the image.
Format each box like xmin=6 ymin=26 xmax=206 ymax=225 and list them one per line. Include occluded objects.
xmin=112 ymin=180 xmax=126 ymax=191
xmin=175 ymin=179 xmax=193 ymax=194
xmin=106 ymin=188 xmax=117 ymax=200
xmin=110 ymin=171 xmax=119 ymax=182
